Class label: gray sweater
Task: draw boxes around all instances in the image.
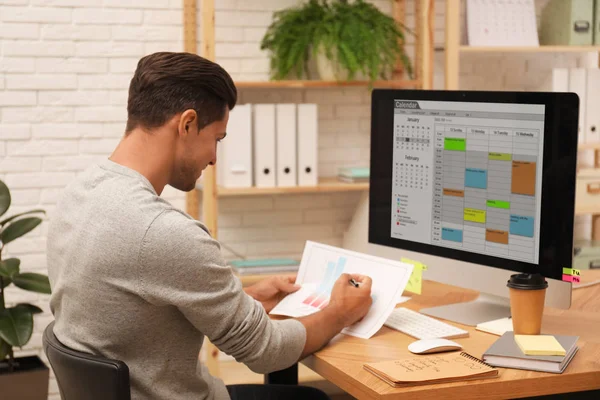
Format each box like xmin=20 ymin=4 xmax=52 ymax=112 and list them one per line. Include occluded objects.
xmin=47 ymin=159 xmax=306 ymax=400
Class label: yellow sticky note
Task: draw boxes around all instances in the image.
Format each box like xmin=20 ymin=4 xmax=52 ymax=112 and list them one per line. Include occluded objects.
xmin=514 ymin=335 xmax=566 ymax=356
xmin=401 ymin=258 xmax=427 ymax=295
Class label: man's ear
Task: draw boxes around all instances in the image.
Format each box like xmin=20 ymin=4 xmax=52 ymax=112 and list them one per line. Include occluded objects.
xmin=178 ymin=109 xmax=198 ymax=137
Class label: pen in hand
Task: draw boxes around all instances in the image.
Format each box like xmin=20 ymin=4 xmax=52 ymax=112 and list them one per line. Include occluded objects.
xmin=349 ymin=278 xmax=359 ymax=287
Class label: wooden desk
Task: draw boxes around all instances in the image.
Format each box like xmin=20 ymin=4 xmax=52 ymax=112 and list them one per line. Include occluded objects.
xmin=572 ymin=269 xmax=600 ymax=312
xmin=300 ymin=276 xmax=600 ymax=399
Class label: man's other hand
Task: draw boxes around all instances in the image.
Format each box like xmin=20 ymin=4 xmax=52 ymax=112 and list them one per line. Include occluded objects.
xmin=244 ymin=275 xmax=300 ymax=313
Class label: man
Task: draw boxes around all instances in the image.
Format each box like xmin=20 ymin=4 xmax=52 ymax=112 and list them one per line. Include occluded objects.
xmin=47 ymin=52 xmax=373 ymax=400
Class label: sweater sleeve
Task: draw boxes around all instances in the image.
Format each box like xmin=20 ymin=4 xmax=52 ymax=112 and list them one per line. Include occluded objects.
xmin=137 ymin=209 xmax=306 ymax=374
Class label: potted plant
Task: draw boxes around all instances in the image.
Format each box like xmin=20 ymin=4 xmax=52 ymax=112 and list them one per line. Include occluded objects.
xmin=0 ymin=179 xmax=51 ymax=399
xmin=260 ymin=0 xmax=412 ymax=83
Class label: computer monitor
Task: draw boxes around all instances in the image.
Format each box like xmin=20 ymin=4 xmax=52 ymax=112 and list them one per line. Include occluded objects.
xmin=367 ymin=89 xmax=579 ymax=326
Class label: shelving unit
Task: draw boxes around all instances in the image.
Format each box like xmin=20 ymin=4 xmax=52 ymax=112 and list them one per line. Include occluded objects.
xmin=187 ymin=0 xmax=435 ymax=239
xmin=445 ymin=0 xmax=600 ymax=241
xmin=445 ymin=0 xmax=600 ymax=91
xmin=182 ymin=0 xmax=435 ymax=379
xmin=579 ymin=142 xmax=600 ymax=151
xmin=234 ymin=79 xmax=422 ymax=89
xmin=459 ymin=46 xmax=600 ymax=53
xmin=196 ymin=178 xmax=368 ymax=197
xmin=576 ymin=204 xmax=600 ymax=216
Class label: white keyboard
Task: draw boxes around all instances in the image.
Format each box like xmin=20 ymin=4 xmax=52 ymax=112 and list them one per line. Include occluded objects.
xmin=384 ymin=307 xmax=469 ymax=340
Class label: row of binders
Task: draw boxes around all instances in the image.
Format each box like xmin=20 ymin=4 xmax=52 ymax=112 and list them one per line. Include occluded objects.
xmin=540 ymin=0 xmax=600 ymax=46
xmin=218 ymin=103 xmax=318 ymax=188
xmin=551 ymin=68 xmax=600 ymax=145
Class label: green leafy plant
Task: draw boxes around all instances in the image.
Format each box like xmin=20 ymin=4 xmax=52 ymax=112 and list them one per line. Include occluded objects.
xmin=0 ymin=179 xmax=50 ymax=372
xmin=260 ymin=0 xmax=413 ymax=83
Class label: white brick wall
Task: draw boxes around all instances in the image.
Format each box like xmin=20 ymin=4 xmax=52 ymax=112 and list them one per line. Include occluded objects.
xmin=1 ymin=7 xmax=73 ymax=23
xmin=0 ymin=1 xmax=195 ymax=398
xmin=0 ymin=1 xmax=595 ymax=398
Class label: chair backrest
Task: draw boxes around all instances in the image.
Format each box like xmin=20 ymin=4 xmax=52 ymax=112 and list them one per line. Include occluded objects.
xmin=43 ymin=321 xmax=131 ymax=400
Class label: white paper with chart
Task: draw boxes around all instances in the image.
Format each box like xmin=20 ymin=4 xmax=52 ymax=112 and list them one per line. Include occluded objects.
xmin=269 ymin=241 xmax=414 ymax=339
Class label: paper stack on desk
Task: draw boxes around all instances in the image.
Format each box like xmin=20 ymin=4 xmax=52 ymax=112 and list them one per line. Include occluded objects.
xmin=270 ymin=241 xmax=414 ymax=339
xmin=476 ymin=317 xmax=513 ymax=336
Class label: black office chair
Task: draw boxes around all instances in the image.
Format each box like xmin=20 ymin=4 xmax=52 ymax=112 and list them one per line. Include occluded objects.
xmin=42 ymin=321 xmax=131 ymax=400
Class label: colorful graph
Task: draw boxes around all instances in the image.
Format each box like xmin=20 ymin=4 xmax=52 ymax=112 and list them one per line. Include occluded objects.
xmin=301 ymin=256 xmax=347 ymax=310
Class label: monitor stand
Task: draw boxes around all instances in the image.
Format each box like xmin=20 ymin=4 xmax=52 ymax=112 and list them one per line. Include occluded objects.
xmin=419 ymin=293 xmax=511 ymax=326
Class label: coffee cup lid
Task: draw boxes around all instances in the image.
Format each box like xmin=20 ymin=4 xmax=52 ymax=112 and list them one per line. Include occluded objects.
xmin=507 ymin=273 xmax=548 ymax=290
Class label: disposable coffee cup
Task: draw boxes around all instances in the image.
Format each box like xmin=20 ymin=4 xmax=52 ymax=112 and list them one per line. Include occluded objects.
xmin=507 ymin=273 xmax=548 ymax=335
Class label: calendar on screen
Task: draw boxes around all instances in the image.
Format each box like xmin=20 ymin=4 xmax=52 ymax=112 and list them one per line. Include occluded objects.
xmin=394 ymin=121 xmax=431 ymax=191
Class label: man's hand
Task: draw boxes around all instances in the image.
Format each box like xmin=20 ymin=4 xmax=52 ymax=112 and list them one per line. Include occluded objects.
xmin=326 ymin=273 xmax=373 ymax=327
xmin=244 ymin=275 xmax=300 ymax=313
xmin=296 ymin=273 xmax=373 ymax=359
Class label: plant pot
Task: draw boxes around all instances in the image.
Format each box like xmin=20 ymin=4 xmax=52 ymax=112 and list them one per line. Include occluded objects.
xmin=315 ymin=45 xmax=349 ymax=81
xmin=315 ymin=45 xmax=367 ymax=82
xmin=0 ymin=355 xmax=49 ymax=400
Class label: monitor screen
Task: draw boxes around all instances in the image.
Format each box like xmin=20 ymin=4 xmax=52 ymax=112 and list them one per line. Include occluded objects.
xmin=369 ymin=90 xmax=579 ymax=281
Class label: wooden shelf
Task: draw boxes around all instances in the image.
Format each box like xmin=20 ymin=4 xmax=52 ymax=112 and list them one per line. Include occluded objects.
xmin=576 ymin=204 xmax=600 ymax=216
xmin=460 ymin=46 xmax=600 ymax=53
xmin=235 ymin=79 xmax=421 ymax=89
xmin=196 ymin=178 xmax=368 ymax=197
xmin=579 ymin=142 xmax=600 ymax=151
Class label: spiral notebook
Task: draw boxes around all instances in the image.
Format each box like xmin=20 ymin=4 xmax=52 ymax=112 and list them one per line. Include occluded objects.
xmin=364 ymin=352 xmax=499 ymax=387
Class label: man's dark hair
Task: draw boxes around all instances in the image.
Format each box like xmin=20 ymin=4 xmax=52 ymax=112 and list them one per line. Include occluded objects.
xmin=126 ymin=52 xmax=237 ymax=133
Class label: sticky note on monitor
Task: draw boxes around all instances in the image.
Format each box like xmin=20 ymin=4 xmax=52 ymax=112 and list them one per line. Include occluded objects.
xmin=562 ymin=274 xmax=581 ymax=283
xmin=514 ymin=335 xmax=566 ymax=356
xmin=562 ymin=267 xmax=581 ymax=276
xmin=401 ymin=258 xmax=427 ymax=295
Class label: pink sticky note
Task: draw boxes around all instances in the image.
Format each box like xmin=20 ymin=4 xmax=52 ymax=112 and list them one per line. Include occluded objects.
xmin=572 ymin=275 xmax=580 ymax=283
xmin=562 ymin=274 xmax=573 ymax=282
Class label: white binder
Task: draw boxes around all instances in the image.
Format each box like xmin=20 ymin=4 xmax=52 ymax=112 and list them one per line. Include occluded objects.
xmin=585 ymin=68 xmax=600 ymax=144
xmin=297 ymin=104 xmax=318 ymax=186
xmin=253 ymin=104 xmax=276 ymax=187
xmin=276 ymin=104 xmax=297 ymax=187
xmin=568 ymin=68 xmax=587 ymax=145
xmin=551 ymin=68 xmax=568 ymax=92
xmin=217 ymin=104 xmax=252 ymax=188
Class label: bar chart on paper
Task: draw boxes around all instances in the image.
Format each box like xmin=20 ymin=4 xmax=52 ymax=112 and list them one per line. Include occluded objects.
xmin=270 ymin=242 xmax=414 ymax=338
xmin=301 ymin=256 xmax=347 ymax=310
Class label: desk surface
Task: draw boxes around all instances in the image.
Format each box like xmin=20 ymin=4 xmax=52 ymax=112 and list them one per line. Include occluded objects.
xmin=572 ymin=269 xmax=600 ymax=312
xmin=302 ymin=273 xmax=600 ymax=399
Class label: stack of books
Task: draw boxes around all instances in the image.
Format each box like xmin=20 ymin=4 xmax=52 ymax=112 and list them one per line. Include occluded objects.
xmin=229 ymin=258 xmax=300 ymax=276
xmin=482 ymin=332 xmax=579 ymax=373
xmin=338 ymin=167 xmax=369 ymax=183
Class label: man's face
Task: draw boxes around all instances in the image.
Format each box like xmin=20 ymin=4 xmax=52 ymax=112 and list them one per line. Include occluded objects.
xmin=171 ymin=108 xmax=229 ymax=192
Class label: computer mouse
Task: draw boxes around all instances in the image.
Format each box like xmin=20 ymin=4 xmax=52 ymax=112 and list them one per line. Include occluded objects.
xmin=408 ymin=338 xmax=462 ymax=355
